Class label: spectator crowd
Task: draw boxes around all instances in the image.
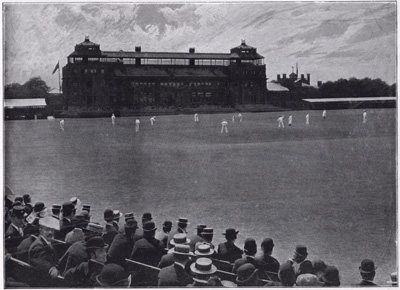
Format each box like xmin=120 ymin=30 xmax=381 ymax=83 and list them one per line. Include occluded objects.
xmin=4 ymin=186 xmax=397 ymax=288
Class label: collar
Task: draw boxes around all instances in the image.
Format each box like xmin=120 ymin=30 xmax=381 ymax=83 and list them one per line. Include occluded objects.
xmin=174 ymin=262 xmax=186 ymax=269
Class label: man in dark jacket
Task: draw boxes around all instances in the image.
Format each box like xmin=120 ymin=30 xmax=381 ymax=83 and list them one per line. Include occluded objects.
xmin=255 ymin=238 xmax=280 ymax=281
xmin=188 ymin=224 xmax=206 ymax=252
xmin=289 ymin=244 xmax=314 ymax=278
xmin=358 ymin=259 xmax=378 ymax=286
xmin=64 ymin=236 xmax=108 ymax=287
xmin=233 ymin=238 xmax=257 ymax=273
xmin=158 ymin=244 xmax=194 ymax=286
xmin=167 ymin=217 xmax=190 ymax=249
xmin=5 ymin=205 xmax=26 ymax=253
xmin=156 ymin=220 xmax=172 ymax=248
xmin=217 ymin=228 xmax=243 ymax=263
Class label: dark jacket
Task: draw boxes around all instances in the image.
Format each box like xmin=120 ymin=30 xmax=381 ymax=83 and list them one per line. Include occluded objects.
xmin=158 ymin=263 xmax=194 ymax=287
xmin=5 ymin=224 xmax=25 ymax=253
xmin=217 ymin=242 xmax=243 ymax=263
xmin=28 ymin=236 xmax=58 ymax=275
xmin=255 ymin=254 xmax=280 ymax=281
xmin=233 ymin=255 xmax=257 ymax=273
xmin=58 ymin=240 xmax=88 ymax=275
xmin=158 ymin=253 xmax=174 ymax=269
xmin=130 ymin=236 xmax=165 ymax=267
xmin=292 ymin=259 xmax=314 ymax=278
xmin=359 ymin=280 xmax=378 ymax=286
xmin=188 ymin=233 xmax=204 ymax=252
xmin=107 ymin=233 xmax=133 ymax=267
xmin=64 ymin=259 xmax=104 ymax=287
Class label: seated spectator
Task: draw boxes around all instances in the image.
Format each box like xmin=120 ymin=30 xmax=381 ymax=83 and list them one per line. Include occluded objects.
xmin=167 ymin=217 xmax=190 ymax=249
xmin=64 ymin=236 xmax=108 ymax=287
xmin=236 ymin=263 xmax=264 ymax=286
xmin=217 ymin=228 xmax=243 ymax=263
xmin=82 ymin=204 xmax=91 ymax=215
xmin=51 ymin=204 xmax=62 ymax=220
xmin=194 ymin=244 xmax=215 ymax=259
xmin=158 ymin=244 xmax=195 ymax=286
xmin=255 ymin=237 xmax=280 ymax=281
xmin=188 ymin=224 xmax=206 ymax=252
xmin=65 ymin=227 xmax=85 ymax=246
xmin=95 ymin=263 xmax=131 ymax=287
xmin=319 ymin=265 xmax=340 ymax=286
xmin=289 ymin=244 xmax=314 ymax=278
xmin=118 ymin=212 xmax=134 ymax=234
xmin=25 ymin=202 xmax=48 ymax=235
xmin=358 ymin=259 xmax=378 ymax=286
xmin=158 ymin=233 xmax=191 ymax=269
xmin=59 ymin=201 xmax=79 ymax=240
xmin=312 ymin=259 xmax=327 ymax=279
xmin=195 ymin=227 xmax=215 ymax=250
xmin=28 ymin=216 xmax=61 ymax=282
xmin=296 ymin=273 xmax=325 ymax=286
xmin=58 ymin=222 xmax=104 ymax=275
xmin=387 ymin=271 xmax=397 ymax=286
xmin=23 ymin=194 xmax=33 ymax=215
xmin=113 ymin=210 xmax=123 ymax=229
xmin=156 ymin=220 xmax=173 ymax=248
xmin=5 ymin=205 xmax=26 ymax=243
xmin=190 ymin=257 xmax=217 ymax=286
xmin=16 ymin=234 xmax=39 ymax=262
xmin=102 ymin=222 xmax=119 ymax=246
xmin=233 ymin=238 xmax=257 ymax=273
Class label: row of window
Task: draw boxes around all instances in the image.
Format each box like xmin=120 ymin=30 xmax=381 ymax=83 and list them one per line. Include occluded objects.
xmin=72 ymin=68 xmax=105 ymax=74
xmin=130 ymin=81 xmax=221 ymax=87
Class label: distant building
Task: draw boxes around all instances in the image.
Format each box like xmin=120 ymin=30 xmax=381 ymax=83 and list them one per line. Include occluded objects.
xmin=4 ymin=98 xmax=47 ymax=120
xmin=276 ymin=63 xmax=312 ymax=88
xmin=62 ymin=37 xmax=267 ymax=109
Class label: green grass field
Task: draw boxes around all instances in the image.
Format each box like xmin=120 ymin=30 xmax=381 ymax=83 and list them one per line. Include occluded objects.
xmin=5 ymin=108 xmax=396 ymax=286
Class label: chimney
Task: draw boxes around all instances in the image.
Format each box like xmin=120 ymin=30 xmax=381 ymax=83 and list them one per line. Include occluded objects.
xmin=301 ymin=74 xmax=304 ymax=80
xmin=307 ymin=73 xmax=310 ymax=84
xmin=277 ymin=74 xmax=281 ymax=81
xmin=85 ymin=35 xmax=90 ymax=42
xmin=189 ymin=48 xmax=195 ymax=53
xmin=317 ymin=81 xmax=322 ymax=88
xmin=135 ymin=46 xmax=141 ymax=52
xmin=283 ymin=74 xmax=286 ymax=79
xmin=241 ymin=39 xmax=246 ymax=45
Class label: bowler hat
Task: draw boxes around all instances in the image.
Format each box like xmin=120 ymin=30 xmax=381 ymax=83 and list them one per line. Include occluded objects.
xmin=320 ymin=266 xmax=340 ymax=286
xmin=359 ymin=259 xmax=376 ymax=273
xmin=113 ymin=210 xmax=123 ymax=219
xmin=294 ymin=245 xmax=308 ymax=257
xmin=261 ymin=238 xmax=274 ymax=252
xmin=96 ymin=264 xmax=130 ymax=286
xmin=125 ymin=219 xmax=138 ymax=229
xmin=296 ymin=274 xmax=324 ymax=286
xmin=190 ymin=257 xmax=217 ymax=277
xmin=23 ymin=194 xmax=31 ymax=203
xmin=142 ymin=212 xmax=152 ymax=221
xmin=143 ymin=221 xmax=157 ymax=232
xmin=194 ymin=244 xmax=215 ymax=256
xmin=177 ymin=217 xmax=190 ymax=225
xmin=244 ymin=238 xmax=257 ymax=255
xmin=170 ymin=244 xmax=194 ymax=256
xmin=223 ymin=228 xmax=239 ymax=239
xmin=169 ymin=233 xmax=191 ymax=246
xmin=85 ymin=223 xmax=104 ymax=233
xmin=162 ymin=220 xmax=173 ymax=228
xmin=236 ymin=263 xmax=258 ymax=284
xmin=62 ymin=201 xmax=74 ymax=213
xmin=202 ymin=228 xmax=213 ymax=236
xmin=15 ymin=196 xmax=23 ymax=203
xmin=39 ymin=216 xmax=60 ymax=230
xmin=104 ymin=209 xmax=114 ymax=221
xmin=11 ymin=205 xmax=26 ymax=218
xmin=86 ymin=236 xmax=108 ymax=249
xmin=34 ymin=202 xmax=46 ymax=213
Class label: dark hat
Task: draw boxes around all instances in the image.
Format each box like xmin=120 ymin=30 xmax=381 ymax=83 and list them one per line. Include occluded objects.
xmin=34 ymin=202 xmax=46 ymax=212
xmin=62 ymin=201 xmax=74 ymax=213
xmin=143 ymin=221 xmax=157 ymax=232
xmin=142 ymin=212 xmax=152 ymax=221
xmin=96 ymin=264 xmax=130 ymax=286
xmin=244 ymin=238 xmax=257 ymax=255
xmin=194 ymin=244 xmax=215 ymax=256
xmin=12 ymin=201 xmax=22 ymax=207
xmin=261 ymin=238 xmax=274 ymax=252
xmin=65 ymin=228 xmax=85 ymax=244
xmin=124 ymin=212 xmax=135 ymax=221
xmin=236 ymin=263 xmax=258 ymax=284
xmin=312 ymin=259 xmax=327 ymax=273
xmin=52 ymin=204 xmax=62 ymax=210
xmin=320 ymin=266 xmax=340 ymax=286
xmin=82 ymin=204 xmax=91 ymax=212
xmin=22 ymin=194 xmax=31 ymax=203
xmin=296 ymin=274 xmax=324 ymax=286
xmin=86 ymin=236 xmax=108 ymax=249
xmin=170 ymin=244 xmax=194 ymax=256
xmin=80 ymin=210 xmax=90 ymax=220
xmin=169 ymin=233 xmax=190 ymax=246
xmin=202 ymin=228 xmax=214 ymax=236
xmin=190 ymin=257 xmax=217 ymax=277
xmin=11 ymin=205 xmax=26 ymax=218
xmin=104 ymin=209 xmax=114 ymax=221
xmin=359 ymin=259 xmax=376 ymax=273
xmin=223 ymin=228 xmax=239 ymax=239
xmin=104 ymin=223 xmax=115 ymax=232
xmin=15 ymin=196 xmax=23 ymax=203
xmin=177 ymin=217 xmax=190 ymax=225
xmin=196 ymin=224 xmax=207 ymax=230
xmin=162 ymin=220 xmax=173 ymax=228
xmin=294 ymin=244 xmax=308 ymax=257
xmin=85 ymin=223 xmax=104 ymax=233
xmin=125 ymin=218 xmax=138 ymax=229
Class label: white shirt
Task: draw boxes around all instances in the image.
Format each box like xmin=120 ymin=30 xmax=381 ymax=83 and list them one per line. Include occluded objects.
xmin=288 ymin=116 xmax=292 ymax=123
xmin=136 ymin=119 xmax=140 ymax=124
xmin=221 ymin=121 xmax=228 ymax=126
xmin=278 ymin=116 xmax=284 ymax=122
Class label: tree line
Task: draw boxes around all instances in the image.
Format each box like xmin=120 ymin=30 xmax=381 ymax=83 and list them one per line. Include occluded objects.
xmin=4 ymin=77 xmax=50 ymax=99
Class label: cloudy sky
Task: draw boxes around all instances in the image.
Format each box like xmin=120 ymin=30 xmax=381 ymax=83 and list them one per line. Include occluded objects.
xmin=3 ymin=2 xmax=396 ymax=90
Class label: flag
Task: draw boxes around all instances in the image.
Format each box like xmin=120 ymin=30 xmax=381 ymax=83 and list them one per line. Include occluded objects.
xmin=52 ymin=61 xmax=59 ymax=74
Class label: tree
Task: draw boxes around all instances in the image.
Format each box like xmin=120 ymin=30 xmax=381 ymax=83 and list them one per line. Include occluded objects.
xmin=23 ymin=77 xmax=50 ymax=98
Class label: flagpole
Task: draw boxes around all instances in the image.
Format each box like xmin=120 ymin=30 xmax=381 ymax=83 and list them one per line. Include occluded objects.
xmin=58 ymin=61 xmax=61 ymax=93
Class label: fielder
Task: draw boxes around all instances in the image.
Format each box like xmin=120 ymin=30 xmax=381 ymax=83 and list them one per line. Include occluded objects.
xmin=277 ymin=115 xmax=285 ymax=128
xmin=150 ymin=116 xmax=156 ymax=126
xmin=306 ymin=113 xmax=310 ymax=125
xmin=363 ymin=110 xmax=367 ymax=123
xmin=135 ymin=118 xmax=140 ymax=132
xmin=288 ymin=114 xmax=293 ymax=126
xmin=221 ymin=119 xmax=228 ymax=133
xmin=111 ymin=114 xmax=115 ymax=125
xmin=237 ymin=113 xmax=242 ymax=122
xmin=322 ymin=110 xmax=326 ymax=119
xmin=194 ymin=113 xmax=199 ymax=122
xmin=60 ymin=119 xmax=65 ymax=131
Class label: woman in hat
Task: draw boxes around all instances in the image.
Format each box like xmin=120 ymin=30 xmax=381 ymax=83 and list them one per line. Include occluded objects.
xmin=216 ymin=228 xmax=243 ymax=263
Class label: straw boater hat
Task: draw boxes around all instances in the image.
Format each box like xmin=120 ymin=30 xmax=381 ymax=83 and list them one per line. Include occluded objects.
xmin=190 ymin=258 xmax=217 ymax=283
xmin=177 ymin=217 xmax=190 ymax=225
xmin=39 ymin=216 xmax=60 ymax=231
xmin=296 ymin=274 xmax=325 ymax=286
xmin=169 ymin=244 xmax=194 ymax=256
xmin=169 ymin=233 xmax=190 ymax=246
xmin=195 ymin=244 xmax=215 ymax=256
xmin=85 ymin=223 xmax=104 ymax=234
